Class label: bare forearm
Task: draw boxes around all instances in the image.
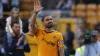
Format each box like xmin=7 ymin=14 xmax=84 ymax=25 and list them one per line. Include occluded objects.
xmin=31 ymin=0 xmax=42 ymax=33
xmin=59 ymin=47 xmax=64 ymax=56
xmin=31 ymin=13 xmax=38 ymax=33
xmin=31 ymin=13 xmax=38 ymax=23
xmin=16 ymin=40 xmax=21 ymax=46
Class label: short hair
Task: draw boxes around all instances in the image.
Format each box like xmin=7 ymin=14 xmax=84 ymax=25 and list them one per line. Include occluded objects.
xmin=11 ymin=21 xmax=20 ymax=27
xmin=83 ymin=30 xmax=92 ymax=45
xmin=41 ymin=14 xmax=49 ymax=22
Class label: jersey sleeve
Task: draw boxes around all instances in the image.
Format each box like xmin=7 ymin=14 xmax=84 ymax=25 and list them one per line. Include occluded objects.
xmin=57 ymin=33 xmax=64 ymax=47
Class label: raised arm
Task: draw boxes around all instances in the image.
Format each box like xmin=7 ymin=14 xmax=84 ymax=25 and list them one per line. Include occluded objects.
xmin=31 ymin=0 xmax=43 ymax=34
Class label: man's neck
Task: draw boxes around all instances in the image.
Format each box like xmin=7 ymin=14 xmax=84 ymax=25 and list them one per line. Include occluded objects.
xmin=44 ymin=28 xmax=54 ymax=33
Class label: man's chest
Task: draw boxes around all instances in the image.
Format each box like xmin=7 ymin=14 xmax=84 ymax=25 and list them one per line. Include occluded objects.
xmin=37 ymin=33 xmax=58 ymax=47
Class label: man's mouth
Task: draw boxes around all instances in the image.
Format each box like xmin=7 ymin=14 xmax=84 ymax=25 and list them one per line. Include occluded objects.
xmin=48 ymin=22 xmax=53 ymax=24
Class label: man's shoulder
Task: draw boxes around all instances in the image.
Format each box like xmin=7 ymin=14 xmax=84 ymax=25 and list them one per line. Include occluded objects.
xmin=55 ymin=31 xmax=61 ymax=34
xmin=53 ymin=31 xmax=62 ymax=36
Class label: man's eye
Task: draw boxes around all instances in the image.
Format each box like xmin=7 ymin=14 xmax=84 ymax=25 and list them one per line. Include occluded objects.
xmin=46 ymin=19 xmax=49 ymax=21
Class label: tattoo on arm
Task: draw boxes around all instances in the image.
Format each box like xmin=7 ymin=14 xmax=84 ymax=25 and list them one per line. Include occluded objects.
xmin=59 ymin=47 xmax=64 ymax=56
xmin=58 ymin=40 xmax=64 ymax=56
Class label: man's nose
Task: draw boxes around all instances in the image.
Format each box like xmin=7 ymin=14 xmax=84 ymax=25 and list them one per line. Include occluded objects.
xmin=17 ymin=28 xmax=20 ymax=30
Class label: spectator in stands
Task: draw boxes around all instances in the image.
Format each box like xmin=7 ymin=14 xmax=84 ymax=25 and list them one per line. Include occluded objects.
xmin=93 ymin=23 xmax=100 ymax=41
xmin=94 ymin=23 xmax=100 ymax=32
xmin=75 ymin=35 xmax=84 ymax=56
xmin=22 ymin=19 xmax=29 ymax=33
xmin=3 ymin=21 xmax=30 ymax=56
xmin=63 ymin=23 xmax=75 ymax=56
xmin=41 ymin=0 xmax=59 ymax=10
xmin=11 ymin=0 xmax=19 ymax=8
xmin=92 ymin=30 xmax=100 ymax=42
xmin=78 ymin=35 xmax=84 ymax=47
xmin=82 ymin=30 xmax=100 ymax=56
xmin=5 ymin=8 xmax=23 ymax=36
xmin=22 ymin=10 xmax=34 ymax=33
xmin=75 ymin=24 xmax=84 ymax=40
xmin=2 ymin=0 xmax=11 ymax=18
xmin=98 ymin=33 xmax=100 ymax=41
xmin=56 ymin=0 xmax=73 ymax=10
xmin=97 ymin=31 xmax=100 ymax=41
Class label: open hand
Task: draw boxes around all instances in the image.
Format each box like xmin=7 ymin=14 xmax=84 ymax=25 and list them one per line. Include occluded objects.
xmin=33 ymin=0 xmax=43 ymax=13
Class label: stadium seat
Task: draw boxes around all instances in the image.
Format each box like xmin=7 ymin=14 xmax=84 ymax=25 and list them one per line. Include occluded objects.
xmin=75 ymin=10 xmax=85 ymax=18
xmin=21 ymin=4 xmax=32 ymax=10
xmin=86 ymin=16 xmax=97 ymax=24
xmin=97 ymin=4 xmax=100 ymax=11
xmin=97 ymin=11 xmax=100 ymax=15
xmin=97 ymin=11 xmax=100 ymax=22
xmin=97 ymin=16 xmax=100 ymax=22
xmin=87 ymin=4 xmax=97 ymax=11
xmin=86 ymin=11 xmax=96 ymax=16
xmin=76 ymin=4 xmax=86 ymax=11
xmin=20 ymin=0 xmax=33 ymax=11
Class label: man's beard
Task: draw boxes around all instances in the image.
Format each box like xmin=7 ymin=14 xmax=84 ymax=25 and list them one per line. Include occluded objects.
xmin=46 ymin=24 xmax=54 ymax=28
xmin=14 ymin=31 xmax=20 ymax=36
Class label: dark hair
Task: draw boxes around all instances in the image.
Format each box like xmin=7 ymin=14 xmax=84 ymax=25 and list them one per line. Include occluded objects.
xmin=41 ymin=14 xmax=49 ymax=22
xmin=83 ymin=30 xmax=92 ymax=45
xmin=11 ymin=21 xmax=20 ymax=27
xmin=94 ymin=23 xmax=100 ymax=32
xmin=83 ymin=33 xmax=91 ymax=45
